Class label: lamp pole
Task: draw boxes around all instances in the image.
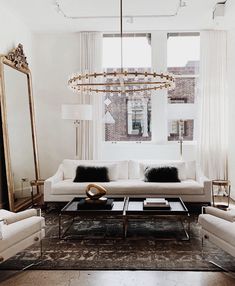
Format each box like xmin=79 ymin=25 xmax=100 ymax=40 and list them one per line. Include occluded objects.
xmin=74 ymin=120 xmax=80 ymax=158
xmin=178 ymin=119 xmax=184 ymax=160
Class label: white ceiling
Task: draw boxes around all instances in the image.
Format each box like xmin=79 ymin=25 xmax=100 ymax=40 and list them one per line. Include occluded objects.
xmin=1 ymin=0 xmax=234 ymax=32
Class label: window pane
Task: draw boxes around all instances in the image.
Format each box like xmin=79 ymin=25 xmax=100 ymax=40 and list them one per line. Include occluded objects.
xmin=168 ymin=77 xmax=199 ymax=104
xmin=168 ymin=119 xmax=194 ymax=141
xmin=103 ymin=35 xmax=152 ymax=142
xmin=167 ymin=34 xmax=200 ymax=75
xmin=103 ymin=35 xmax=151 ymax=68
xmin=105 ymin=94 xmax=151 ymax=142
xmin=167 ymin=33 xmax=199 ymax=142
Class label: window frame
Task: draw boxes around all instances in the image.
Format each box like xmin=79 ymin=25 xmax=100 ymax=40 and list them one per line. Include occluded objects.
xmin=102 ymin=31 xmax=200 ymax=144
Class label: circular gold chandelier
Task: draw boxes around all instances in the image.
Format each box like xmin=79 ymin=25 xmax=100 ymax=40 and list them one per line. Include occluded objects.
xmin=68 ymin=71 xmax=175 ymax=94
xmin=68 ymin=0 xmax=175 ymax=95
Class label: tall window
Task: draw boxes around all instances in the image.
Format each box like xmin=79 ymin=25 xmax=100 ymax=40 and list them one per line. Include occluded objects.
xmin=103 ymin=34 xmax=152 ymax=142
xmin=167 ymin=33 xmax=200 ymax=141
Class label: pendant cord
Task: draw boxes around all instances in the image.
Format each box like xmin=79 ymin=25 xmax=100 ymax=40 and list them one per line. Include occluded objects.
xmin=120 ymin=0 xmax=123 ymax=73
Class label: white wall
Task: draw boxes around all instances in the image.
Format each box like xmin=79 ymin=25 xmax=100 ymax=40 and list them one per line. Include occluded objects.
xmin=0 ymin=3 xmax=32 ymax=62
xmin=32 ymin=33 xmax=81 ymax=179
xmin=102 ymin=142 xmax=196 ymax=161
xmin=227 ymin=30 xmax=235 ymax=198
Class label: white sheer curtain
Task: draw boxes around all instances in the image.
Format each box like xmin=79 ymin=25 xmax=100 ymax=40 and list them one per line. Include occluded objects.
xmin=198 ymin=30 xmax=228 ymax=179
xmin=77 ymin=32 xmax=103 ymax=160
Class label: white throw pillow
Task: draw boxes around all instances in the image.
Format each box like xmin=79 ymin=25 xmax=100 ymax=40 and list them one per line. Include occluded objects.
xmin=139 ymin=161 xmax=187 ymax=181
xmin=185 ymin=161 xmax=196 ymax=180
xmin=128 ymin=160 xmax=140 ymax=179
xmin=62 ymin=160 xmax=77 ymax=179
xmin=103 ymin=164 xmax=119 ymax=181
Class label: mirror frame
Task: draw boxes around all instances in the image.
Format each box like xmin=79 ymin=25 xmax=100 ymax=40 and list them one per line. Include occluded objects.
xmin=0 ymin=44 xmax=40 ymax=211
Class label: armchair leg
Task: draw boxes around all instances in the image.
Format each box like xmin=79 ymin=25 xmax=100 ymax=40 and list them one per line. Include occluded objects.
xmin=201 ymin=234 xmax=235 ymax=279
xmin=22 ymin=239 xmax=43 ymax=270
xmin=0 ymin=239 xmax=43 ymax=282
xmin=40 ymin=239 xmax=43 ymax=258
xmin=201 ymin=236 xmax=205 ymax=260
xmin=209 ymin=261 xmax=235 ymax=279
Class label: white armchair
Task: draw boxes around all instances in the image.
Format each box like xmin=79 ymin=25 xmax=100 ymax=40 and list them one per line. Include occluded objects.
xmin=198 ymin=206 xmax=235 ymax=267
xmin=0 ymin=208 xmax=45 ymax=264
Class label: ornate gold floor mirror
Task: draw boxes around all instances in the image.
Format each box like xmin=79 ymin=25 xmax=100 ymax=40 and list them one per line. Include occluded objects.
xmin=0 ymin=44 xmax=41 ymax=211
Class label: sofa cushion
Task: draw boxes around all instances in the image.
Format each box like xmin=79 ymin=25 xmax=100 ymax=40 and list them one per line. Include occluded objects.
xmin=199 ymin=214 xmax=235 ymax=248
xmin=74 ymin=166 xmax=110 ymax=182
xmin=144 ymin=167 xmax=180 ymax=183
xmin=62 ymin=160 xmax=128 ymax=180
xmin=51 ymin=179 xmax=204 ymax=196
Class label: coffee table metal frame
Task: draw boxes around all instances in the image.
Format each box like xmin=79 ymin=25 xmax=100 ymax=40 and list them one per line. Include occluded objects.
xmin=59 ymin=196 xmax=190 ymax=241
xmin=59 ymin=197 xmax=126 ymax=239
xmin=123 ymin=197 xmax=190 ymax=241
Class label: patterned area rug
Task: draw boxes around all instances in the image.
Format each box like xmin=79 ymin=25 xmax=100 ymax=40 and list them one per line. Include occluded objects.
xmin=1 ymin=207 xmax=235 ymax=271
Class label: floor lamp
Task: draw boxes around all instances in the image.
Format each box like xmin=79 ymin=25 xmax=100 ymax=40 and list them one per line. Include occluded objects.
xmin=178 ymin=119 xmax=184 ymax=160
xmin=61 ymin=104 xmax=92 ymax=158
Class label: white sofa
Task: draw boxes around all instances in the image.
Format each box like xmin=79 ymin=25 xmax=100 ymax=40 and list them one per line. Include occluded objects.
xmin=44 ymin=159 xmax=211 ymax=203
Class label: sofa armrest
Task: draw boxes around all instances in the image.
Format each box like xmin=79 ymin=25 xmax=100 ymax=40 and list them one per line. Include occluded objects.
xmin=44 ymin=165 xmax=64 ymax=199
xmin=203 ymin=206 xmax=235 ymax=222
xmin=45 ymin=164 xmax=64 ymax=186
xmin=196 ymin=169 xmax=212 ymax=193
xmin=1 ymin=209 xmax=38 ymax=225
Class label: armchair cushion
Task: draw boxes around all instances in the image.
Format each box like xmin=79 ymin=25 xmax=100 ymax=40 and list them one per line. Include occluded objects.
xmin=0 ymin=209 xmax=37 ymax=225
xmin=204 ymin=206 xmax=235 ymax=222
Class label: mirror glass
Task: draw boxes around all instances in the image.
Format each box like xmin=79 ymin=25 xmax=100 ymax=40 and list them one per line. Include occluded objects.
xmin=3 ymin=64 xmax=36 ymax=208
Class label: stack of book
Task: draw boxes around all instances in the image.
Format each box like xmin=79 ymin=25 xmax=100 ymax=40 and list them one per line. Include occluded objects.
xmin=143 ymin=198 xmax=171 ymax=210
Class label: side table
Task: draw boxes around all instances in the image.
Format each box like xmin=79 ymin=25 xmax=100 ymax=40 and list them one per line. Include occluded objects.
xmin=212 ymin=179 xmax=231 ymax=209
xmin=30 ymin=179 xmax=45 ymax=207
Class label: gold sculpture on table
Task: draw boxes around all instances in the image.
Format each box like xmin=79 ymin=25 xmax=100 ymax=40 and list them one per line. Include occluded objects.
xmin=85 ymin=183 xmax=108 ymax=204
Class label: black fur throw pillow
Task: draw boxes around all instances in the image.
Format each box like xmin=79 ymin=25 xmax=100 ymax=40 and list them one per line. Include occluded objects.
xmin=73 ymin=166 xmax=110 ymax=182
xmin=144 ymin=166 xmax=181 ymax=183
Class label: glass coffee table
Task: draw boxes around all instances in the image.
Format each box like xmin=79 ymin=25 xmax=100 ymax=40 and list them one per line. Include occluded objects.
xmin=124 ymin=197 xmax=190 ymax=241
xmin=59 ymin=197 xmax=190 ymax=240
xmin=59 ymin=197 xmax=126 ymax=239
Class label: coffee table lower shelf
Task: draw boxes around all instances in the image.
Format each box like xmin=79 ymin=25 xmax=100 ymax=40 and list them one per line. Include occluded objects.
xmin=58 ymin=197 xmax=190 ymax=241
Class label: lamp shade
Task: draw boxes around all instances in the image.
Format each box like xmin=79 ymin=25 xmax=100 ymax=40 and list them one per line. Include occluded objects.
xmin=61 ymin=104 xmax=92 ymax=120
